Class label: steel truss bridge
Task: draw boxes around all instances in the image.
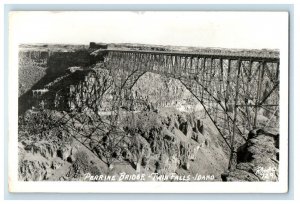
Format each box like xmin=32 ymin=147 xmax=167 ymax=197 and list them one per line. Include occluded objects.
xmin=91 ymin=47 xmax=280 ymax=169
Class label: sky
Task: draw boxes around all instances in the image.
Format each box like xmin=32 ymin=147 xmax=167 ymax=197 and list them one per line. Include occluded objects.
xmin=9 ymin=11 xmax=288 ymax=49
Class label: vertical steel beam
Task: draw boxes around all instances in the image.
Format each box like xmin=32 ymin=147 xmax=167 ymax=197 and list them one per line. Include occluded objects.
xmin=254 ymin=61 xmax=265 ymax=128
xmin=184 ymin=56 xmax=187 ymax=75
xmin=225 ymin=59 xmax=232 ymax=108
xmin=174 ymin=55 xmax=178 ymax=76
xmin=190 ymin=56 xmax=193 ymax=75
xmin=201 ymin=57 xmax=206 ymax=103
xmin=228 ymin=59 xmax=242 ymax=170
xmin=219 ymin=58 xmax=223 ymax=95
xmin=196 ymin=57 xmax=200 ymax=74
xmin=171 ymin=55 xmax=175 ymax=75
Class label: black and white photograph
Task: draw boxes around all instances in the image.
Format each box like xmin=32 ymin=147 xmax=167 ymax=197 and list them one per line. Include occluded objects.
xmin=7 ymin=11 xmax=289 ymax=193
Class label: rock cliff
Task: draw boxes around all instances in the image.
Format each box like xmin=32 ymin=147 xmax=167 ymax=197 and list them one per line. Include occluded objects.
xmin=222 ymin=129 xmax=279 ymax=181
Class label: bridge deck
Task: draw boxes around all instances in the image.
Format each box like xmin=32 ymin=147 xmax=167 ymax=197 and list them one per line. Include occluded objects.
xmin=94 ymin=48 xmax=280 ymax=62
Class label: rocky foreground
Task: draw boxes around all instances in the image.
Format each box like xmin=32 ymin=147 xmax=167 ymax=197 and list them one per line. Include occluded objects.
xmin=18 ymin=107 xmax=230 ymax=181
xmin=222 ymin=129 xmax=279 ymax=182
xmin=18 ymin=109 xmax=279 ymax=182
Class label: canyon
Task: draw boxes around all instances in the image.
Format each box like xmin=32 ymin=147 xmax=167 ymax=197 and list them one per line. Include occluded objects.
xmin=18 ymin=43 xmax=279 ymax=182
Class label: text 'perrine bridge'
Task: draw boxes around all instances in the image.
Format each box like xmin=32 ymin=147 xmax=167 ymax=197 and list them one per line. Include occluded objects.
xmin=93 ymin=46 xmax=279 ymax=169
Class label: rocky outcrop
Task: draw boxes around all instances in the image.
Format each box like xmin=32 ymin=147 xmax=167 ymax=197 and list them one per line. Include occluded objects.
xmin=63 ymin=151 xmax=102 ymax=181
xmin=18 ymin=110 xmax=78 ymax=181
xmin=19 ymin=159 xmax=50 ymax=181
xmin=120 ymin=109 xmax=205 ymax=175
xmin=222 ymin=129 xmax=279 ymax=182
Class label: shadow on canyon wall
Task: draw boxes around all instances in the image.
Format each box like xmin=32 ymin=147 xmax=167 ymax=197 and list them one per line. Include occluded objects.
xmin=18 ymin=50 xmax=92 ymax=115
